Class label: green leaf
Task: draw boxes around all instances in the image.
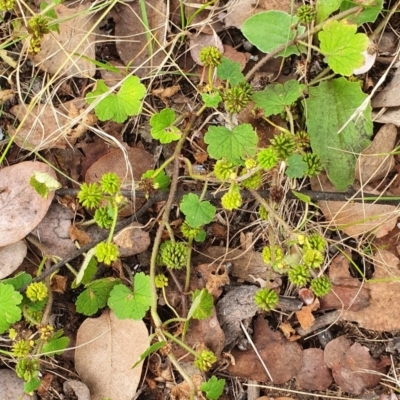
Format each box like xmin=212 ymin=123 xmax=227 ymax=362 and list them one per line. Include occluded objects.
xmin=142 ymin=169 xmax=171 ymax=191
xmin=75 ymin=278 xmax=120 ymax=316
xmin=216 ymin=58 xmax=244 ymax=86
xmin=291 ymin=190 xmax=312 ymax=204
xmin=285 ymin=154 xmax=308 ymax=178
xmin=24 ymin=378 xmax=41 ymax=394
xmin=108 ymin=272 xmax=151 ymax=320
xmin=42 ymin=335 xmax=69 ymax=356
xmin=204 ymin=124 xmax=258 ymax=165
xmin=75 ymin=247 xmax=97 ymax=287
xmin=132 ymin=341 xmax=166 ymax=369
xmin=316 ymin=0 xmax=343 ymax=23
xmin=242 ymin=11 xmax=305 ymax=57
xmin=305 ymin=77 xmax=372 ymax=190
xmin=202 ymin=92 xmax=222 ymax=108
xmin=188 ymin=289 xmax=213 ymax=320
xmin=30 ymin=171 xmax=61 ymax=198
xmin=195 ymin=229 xmax=206 ymax=242
xmin=340 ymin=0 xmax=383 ymax=25
xmin=201 ymin=376 xmax=226 ymax=400
xmin=180 ymin=193 xmax=216 ymax=228
xmin=319 ymin=20 xmax=369 ymax=76
xmin=0 ymin=283 xmax=23 ymax=334
xmin=149 ymin=108 xmax=181 ymax=144
xmin=253 ymin=79 xmax=305 ymax=117
xmin=86 ymin=76 xmax=146 ymax=123
xmin=2 ymin=272 xmax=32 ymax=291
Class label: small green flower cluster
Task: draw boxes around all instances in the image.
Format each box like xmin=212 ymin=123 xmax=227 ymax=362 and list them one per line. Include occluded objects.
xmin=223 ymin=82 xmax=253 ymax=114
xmin=257 ymin=131 xmax=322 ymax=176
xmin=194 ymin=349 xmax=217 ymax=371
xmin=158 ymin=240 xmax=188 ymax=270
xmin=254 ymin=287 xmax=279 ymax=311
xmin=0 ymin=0 xmax=14 ymax=11
xmin=199 ymin=46 xmax=222 ymax=67
xmin=78 ymin=172 xmax=123 ymax=266
xmin=27 ymin=15 xmax=50 ymax=54
xmin=297 ymin=5 xmax=316 ymax=24
xmin=261 ymin=233 xmax=331 ymax=297
xmin=26 ymin=282 xmax=48 ymax=302
xmin=16 ymin=357 xmax=40 ymax=382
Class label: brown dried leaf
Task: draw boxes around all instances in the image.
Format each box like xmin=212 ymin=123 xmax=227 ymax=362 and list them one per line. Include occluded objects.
xmin=114 ymin=223 xmax=150 ymax=257
xmin=111 ymin=0 xmax=167 ymax=77
xmin=0 ymin=240 xmax=27 ymax=279
xmin=32 ymin=203 xmax=76 ymax=258
xmin=296 ymin=348 xmax=332 ymax=391
xmin=224 ymin=0 xmax=294 ymax=29
xmin=320 ymin=253 xmax=370 ymax=312
xmin=0 ymin=161 xmax=55 ymax=247
xmin=341 ymin=249 xmax=400 ymax=331
xmin=372 ymin=69 xmax=400 ymax=108
xmin=295 ymin=299 xmax=319 ymax=330
xmin=355 ymin=123 xmax=397 ymax=183
xmin=324 ymin=335 xmax=386 ymax=394
xmin=194 ymin=246 xmax=281 ymax=286
xmin=75 ymin=310 xmax=149 ymax=400
xmin=172 ymin=307 xmax=225 ymax=361
xmin=228 ymin=316 xmax=303 ymax=384
xmin=196 ymin=263 xmax=230 ymax=298
xmin=10 ymin=99 xmax=96 ymax=151
xmin=0 ymin=369 xmax=31 ymax=399
xmin=30 ymin=4 xmax=96 ymax=77
xmin=311 ymin=174 xmax=397 ymax=238
xmin=69 ymin=225 xmax=91 ymax=247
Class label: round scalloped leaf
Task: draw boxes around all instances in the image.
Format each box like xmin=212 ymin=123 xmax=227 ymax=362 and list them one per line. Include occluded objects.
xmin=319 ymin=20 xmax=369 ymax=76
xmin=204 ymin=124 xmax=257 ymax=165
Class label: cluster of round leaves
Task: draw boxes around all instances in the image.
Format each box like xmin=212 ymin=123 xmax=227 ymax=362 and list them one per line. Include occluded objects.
xmin=261 ymin=233 xmax=332 ymax=299
xmin=16 ymin=357 xmax=40 ymax=382
xmin=194 ymin=349 xmax=217 ymax=371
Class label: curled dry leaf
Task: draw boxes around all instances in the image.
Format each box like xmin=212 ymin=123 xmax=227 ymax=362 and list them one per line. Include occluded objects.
xmin=85 ymin=147 xmax=154 ymax=216
xmin=228 ymin=316 xmax=303 ymax=384
xmin=30 ymin=3 xmax=96 ymax=77
xmin=75 ymin=310 xmax=149 ymax=400
xmin=0 ymin=240 xmax=27 ymax=279
xmin=10 ymin=99 xmax=96 ymax=151
xmin=295 ymin=348 xmax=332 ymax=391
xmin=355 ymin=123 xmax=397 ymax=183
xmin=196 ymin=263 xmax=230 ymax=298
xmin=324 ymin=335 xmax=386 ymax=395
xmin=0 ymin=161 xmax=55 ymax=247
xmin=311 ymin=173 xmax=397 ymax=238
xmin=341 ymin=249 xmax=400 ymax=331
